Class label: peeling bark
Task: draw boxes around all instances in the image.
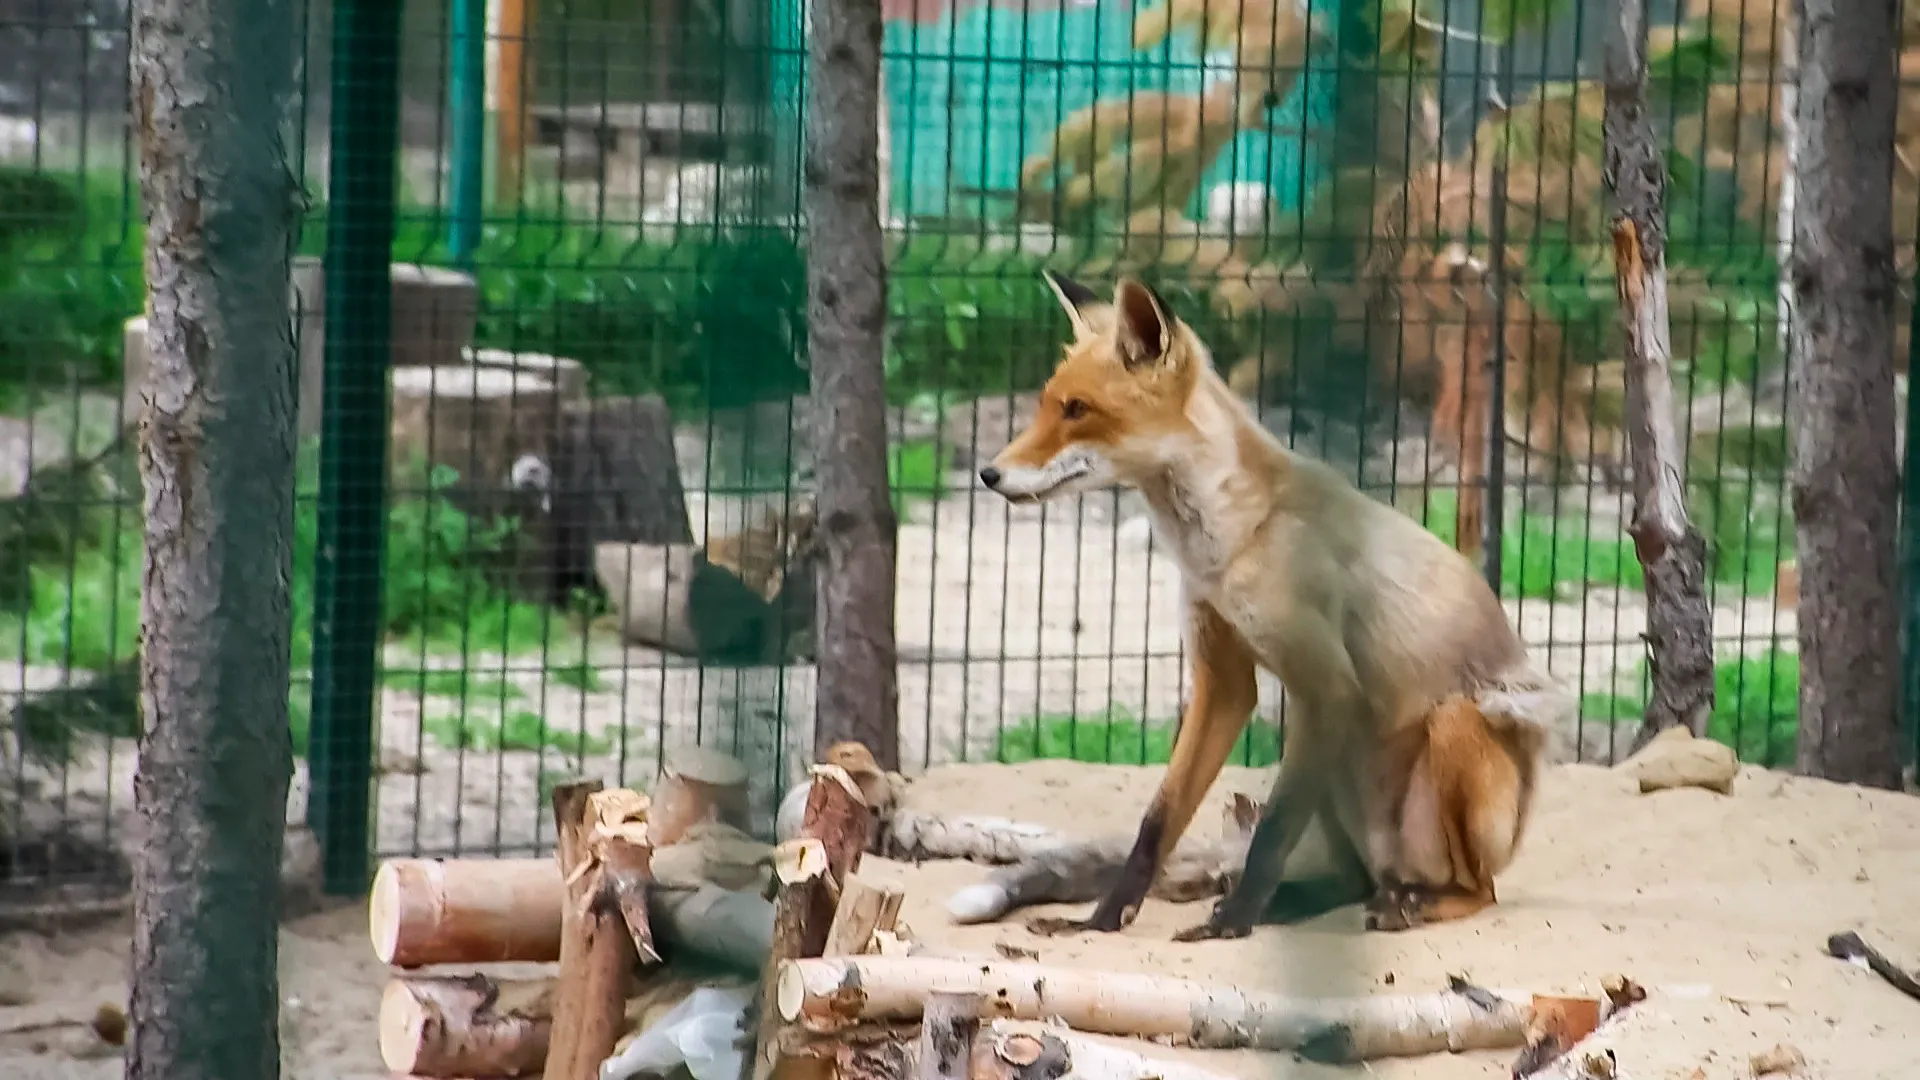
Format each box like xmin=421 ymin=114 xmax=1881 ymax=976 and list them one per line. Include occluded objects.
xmin=1787 ymin=0 xmax=1902 ymax=787
xmin=1603 ymin=0 xmax=1717 ymax=753
xmin=127 ymin=0 xmax=303 ymax=1076
xmin=805 ymin=0 xmax=900 ymax=766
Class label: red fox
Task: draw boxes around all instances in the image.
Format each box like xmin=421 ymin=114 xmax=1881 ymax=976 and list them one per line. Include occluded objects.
xmin=976 ymin=271 xmax=1569 ymax=940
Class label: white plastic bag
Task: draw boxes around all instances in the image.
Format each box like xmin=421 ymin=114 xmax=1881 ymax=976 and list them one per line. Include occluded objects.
xmin=599 ymin=985 xmax=754 ymax=1080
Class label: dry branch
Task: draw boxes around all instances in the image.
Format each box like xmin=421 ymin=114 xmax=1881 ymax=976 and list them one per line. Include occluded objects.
xmin=369 ymin=857 xmax=565 ymax=967
xmin=1514 ymin=976 xmax=1647 ymax=1080
xmin=882 ymin=810 xmax=1067 ymax=864
xmin=1604 ymin=0 xmax=1715 ymax=753
xmin=778 ymin=959 xmax=1527 ymax=1061
xmin=748 ymin=763 xmax=875 ymax=1080
xmin=1826 ymin=931 xmax=1920 ymax=1002
xmin=378 ymin=974 xmax=553 ymax=1077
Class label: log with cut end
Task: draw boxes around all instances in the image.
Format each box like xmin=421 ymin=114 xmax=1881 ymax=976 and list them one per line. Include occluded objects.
xmin=389 ymin=365 xmax=569 ymax=494
xmin=369 ymin=857 xmax=565 ymax=968
xmin=548 ymin=394 xmax=693 ymax=604
xmin=390 ymin=263 xmax=479 ymax=369
xmin=777 ymin=957 xmax=1530 ymax=1060
xmin=648 ymin=746 xmax=752 ymax=846
xmin=465 ymin=346 xmax=588 ymax=400
xmin=1514 ymin=976 xmax=1647 ymax=1080
xmin=365 ymin=854 xmax=770 ymax=973
xmin=979 ymin=1021 xmax=1238 ymax=1080
xmin=378 ymin=974 xmax=553 ymax=1077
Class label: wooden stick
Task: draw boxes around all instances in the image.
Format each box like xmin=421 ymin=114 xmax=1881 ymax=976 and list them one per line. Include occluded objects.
xmin=369 ymin=856 xmax=563 ymax=967
xmin=981 ymin=1021 xmax=1238 ymax=1080
xmin=378 ymin=975 xmax=553 ymax=1078
xmin=749 ymin=763 xmax=874 ymax=1080
xmin=1827 ymin=930 xmax=1920 ymax=1002
xmin=914 ymin=992 xmax=981 ymax=1080
xmin=648 ymin=747 xmax=751 ymax=846
xmin=777 ymin=958 xmax=1529 ymax=1061
xmin=823 ymin=873 xmax=904 ymax=957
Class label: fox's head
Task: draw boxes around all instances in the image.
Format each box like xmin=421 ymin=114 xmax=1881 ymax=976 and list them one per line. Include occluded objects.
xmin=978 ymin=270 xmax=1210 ymax=502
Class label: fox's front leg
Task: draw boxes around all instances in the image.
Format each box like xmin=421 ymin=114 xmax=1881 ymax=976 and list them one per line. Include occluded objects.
xmin=1175 ymin=620 xmax=1362 ymax=942
xmin=1029 ymin=603 xmax=1258 ymax=937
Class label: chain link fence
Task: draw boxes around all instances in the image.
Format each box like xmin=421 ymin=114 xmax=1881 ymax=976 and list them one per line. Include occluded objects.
xmin=2 ymin=0 xmax=1899 ymax=912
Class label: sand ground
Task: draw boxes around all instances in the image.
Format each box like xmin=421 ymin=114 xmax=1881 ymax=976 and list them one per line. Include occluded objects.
xmin=3 ymin=757 xmax=1917 ymax=1080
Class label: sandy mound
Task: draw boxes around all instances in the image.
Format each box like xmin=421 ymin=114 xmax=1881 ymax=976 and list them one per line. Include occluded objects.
xmin=881 ymin=759 xmax=1920 ymax=1079
xmin=1 ymin=759 xmax=1915 ymax=1079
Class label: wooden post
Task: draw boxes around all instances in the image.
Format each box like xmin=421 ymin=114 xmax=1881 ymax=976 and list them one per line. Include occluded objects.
xmin=493 ymin=0 xmax=532 ymax=205
xmin=541 ymin=782 xmax=647 ymax=1080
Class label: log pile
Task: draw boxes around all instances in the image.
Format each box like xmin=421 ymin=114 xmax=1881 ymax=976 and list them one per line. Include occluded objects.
xmin=362 ymin=742 xmax=1677 ymax=1079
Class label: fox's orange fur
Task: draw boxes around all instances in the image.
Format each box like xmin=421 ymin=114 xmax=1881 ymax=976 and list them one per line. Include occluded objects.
xmin=978 ymin=271 xmax=1569 ymax=939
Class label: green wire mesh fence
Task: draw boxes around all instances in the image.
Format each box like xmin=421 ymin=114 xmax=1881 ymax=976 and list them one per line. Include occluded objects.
xmin=0 ymin=0 xmax=1899 ymax=908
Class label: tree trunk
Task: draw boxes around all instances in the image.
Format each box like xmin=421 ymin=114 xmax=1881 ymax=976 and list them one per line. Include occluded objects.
xmin=1603 ymin=0 xmax=1718 ymax=753
xmin=1788 ymin=0 xmax=1902 ymax=787
xmin=804 ymin=0 xmax=900 ymax=767
xmin=126 ymin=0 xmax=302 ymax=1076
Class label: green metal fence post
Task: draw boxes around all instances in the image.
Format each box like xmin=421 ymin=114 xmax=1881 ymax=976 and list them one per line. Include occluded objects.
xmin=308 ymin=0 xmax=403 ymax=896
xmin=448 ymin=0 xmax=485 ymax=267
xmin=1902 ymin=264 xmax=1920 ymax=768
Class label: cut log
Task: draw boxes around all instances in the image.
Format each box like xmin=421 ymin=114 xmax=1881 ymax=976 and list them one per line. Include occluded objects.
xmin=650 ymin=822 xmax=774 ymax=893
xmin=980 ymin=1021 xmax=1238 ymax=1080
xmin=648 ymin=746 xmax=752 ymax=846
xmin=390 ymin=263 xmax=480 ymax=369
xmin=364 ymin=854 xmax=769 ymax=972
xmin=542 ymin=781 xmax=642 ymax=1080
xmin=548 ymin=395 xmax=694 ymax=605
xmin=882 ymin=810 xmax=1065 ymax=865
xmin=389 ymin=365 xmax=569 ymax=495
xmin=369 ymin=857 xmax=564 ymax=968
xmin=466 ymin=346 xmax=588 ymax=400
xmin=914 ymin=992 xmax=981 ymax=1080
xmin=596 ymin=542 xmax=703 ymax=656
xmin=748 ymin=763 xmax=875 ymax=1080
xmin=823 ymin=873 xmax=905 ymax=957
xmin=777 ymin=742 xmax=908 ymax=846
xmin=1511 ymin=994 xmax=1604 ymax=1078
xmin=378 ymin=974 xmax=554 ymax=1077
xmin=777 ymin=959 xmax=1530 ymax=1061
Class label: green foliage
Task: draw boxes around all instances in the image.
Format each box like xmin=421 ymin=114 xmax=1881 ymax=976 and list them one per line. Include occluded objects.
xmin=1478 ymin=0 xmax=1575 ymax=42
xmin=384 ymin=668 xmax=525 ymax=702
xmin=888 ymin=439 xmax=948 ymax=516
xmin=996 ymin=704 xmax=1281 ymax=768
xmin=1415 ymin=490 xmax=1644 ymax=599
xmin=422 ymin=707 xmax=612 ymax=757
xmin=1583 ymin=649 xmax=1800 ymax=767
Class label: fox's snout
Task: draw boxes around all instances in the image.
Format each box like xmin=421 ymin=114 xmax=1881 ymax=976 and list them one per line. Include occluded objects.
xmin=977 ymin=466 xmax=1002 ymax=490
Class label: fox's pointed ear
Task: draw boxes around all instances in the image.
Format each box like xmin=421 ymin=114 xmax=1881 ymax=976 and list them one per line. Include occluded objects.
xmin=1041 ymin=268 xmax=1099 ymax=338
xmin=1112 ymin=277 xmax=1172 ymax=370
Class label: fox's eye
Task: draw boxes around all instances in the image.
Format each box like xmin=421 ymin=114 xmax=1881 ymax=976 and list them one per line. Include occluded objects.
xmin=1061 ymin=398 xmax=1089 ymax=421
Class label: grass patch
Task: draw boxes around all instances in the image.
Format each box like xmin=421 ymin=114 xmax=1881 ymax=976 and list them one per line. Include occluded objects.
xmin=422 ymin=708 xmax=612 ymax=757
xmin=1580 ymin=648 xmax=1800 ymax=767
xmin=547 ymin=662 xmax=604 ymax=693
xmin=888 ymin=439 xmax=947 ymax=516
xmin=995 ymin=705 xmax=1281 ymax=768
xmin=383 ymin=667 xmax=525 ymax=702
xmin=1414 ymin=490 xmax=1642 ymax=599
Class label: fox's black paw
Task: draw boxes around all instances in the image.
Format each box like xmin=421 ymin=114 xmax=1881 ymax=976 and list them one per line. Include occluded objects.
xmin=1363 ymin=884 xmax=1423 ymax=932
xmin=1171 ymin=916 xmax=1253 ymax=942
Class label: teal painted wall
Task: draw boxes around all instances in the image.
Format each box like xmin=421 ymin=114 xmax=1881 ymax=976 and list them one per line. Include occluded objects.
xmin=769 ymin=0 xmax=1341 ymax=226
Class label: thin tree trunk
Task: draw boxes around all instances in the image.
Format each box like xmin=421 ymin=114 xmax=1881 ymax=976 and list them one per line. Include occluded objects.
xmin=127 ymin=0 xmax=302 ymax=1076
xmin=804 ymin=0 xmax=900 ymax=767
xmin=1603 ymin=0 xmax=1717 ymax=753
xmin=1787 ymin=0 xmax=1902 ymax=788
